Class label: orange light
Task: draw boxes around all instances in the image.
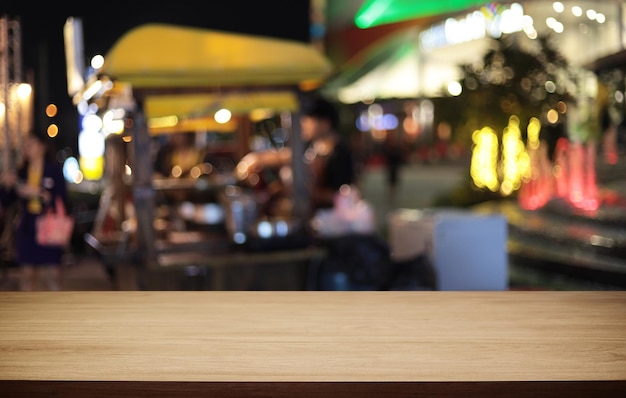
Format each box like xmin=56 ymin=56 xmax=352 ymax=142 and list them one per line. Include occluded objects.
xmin=47 ymin=124 xmax=59 ymax=137
xmin=46 ymin=104 xmax=58 ymax=118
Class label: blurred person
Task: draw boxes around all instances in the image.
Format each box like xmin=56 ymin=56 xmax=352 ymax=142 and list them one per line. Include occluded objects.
xmin=237 ymin=96 xmax=357 ymax=218
xmin=0 ymin=133 xmax=69 ymax=290
xmin=382 ymin=130 xmax=405 ymax=205
xmin=154 ymin=132 xmax=203 ymax=178
xmin=349 ymin=130 xmax=370 ymax=188
xmin=299 ymin=95 xmax=356 ymax=214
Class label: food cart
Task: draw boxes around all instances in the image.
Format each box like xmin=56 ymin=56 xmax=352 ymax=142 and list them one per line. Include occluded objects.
xmin=77 ymin=23 xmax=333 ymax=289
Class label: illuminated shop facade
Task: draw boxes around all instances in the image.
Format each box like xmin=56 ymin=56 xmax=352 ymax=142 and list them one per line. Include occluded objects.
xmin=330 ymin=1 xmax=625 ymax=210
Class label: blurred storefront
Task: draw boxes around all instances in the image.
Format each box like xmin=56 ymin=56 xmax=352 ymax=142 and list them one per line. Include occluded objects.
xmin=325 ymin=1 xmax=624 ymax=100
xmin=322 ymin=1 xmax=626 ymax=165
xmin=67 ymin=22 xmax=334 ymax=287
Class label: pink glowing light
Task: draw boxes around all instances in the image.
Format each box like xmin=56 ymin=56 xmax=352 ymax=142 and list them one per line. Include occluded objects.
xmin=553 ymin=137 xmax=569 ymax=198
xmin=518 ymin=138 xmax=599 ymax=213
xmin=518 ymin=143 xmax=553 ymax=210
xmin=603 ymin=125 xmax=619 ymax=165
xmin=568 ymin=142 xmax=585 ymax=206
xmin=567 ymin=142 xmax=599 ymax=212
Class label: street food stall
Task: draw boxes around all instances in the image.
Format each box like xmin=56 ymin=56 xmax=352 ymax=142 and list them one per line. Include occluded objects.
xmin=76 ymin=23 xmax=333 ymax=289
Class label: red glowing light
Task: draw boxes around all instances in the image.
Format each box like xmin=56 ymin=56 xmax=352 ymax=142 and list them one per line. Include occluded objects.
xmin=518 ymin=139 xmax=599 ymax=213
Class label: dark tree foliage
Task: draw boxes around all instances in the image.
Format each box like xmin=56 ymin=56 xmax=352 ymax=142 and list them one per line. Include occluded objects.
xmin=429 ymin=32 xmax=583 ymax=207
xmin=455 ymin=32 xmax=578 ymax=148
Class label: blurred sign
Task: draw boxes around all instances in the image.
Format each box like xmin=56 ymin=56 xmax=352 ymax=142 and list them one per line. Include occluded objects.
xmin=355 ymin=0 xmax=490 ymax=29
xmin=63 ymin=17 xmax=86 ymax=97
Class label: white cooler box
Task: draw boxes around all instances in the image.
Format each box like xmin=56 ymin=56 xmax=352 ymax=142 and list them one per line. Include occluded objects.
xmin=388 ymin=208 xmax=508 ymax=291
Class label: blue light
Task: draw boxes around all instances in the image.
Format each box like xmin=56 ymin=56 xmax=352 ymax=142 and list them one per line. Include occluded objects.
xmin=62 ymin=156 xmax=80 ymax=183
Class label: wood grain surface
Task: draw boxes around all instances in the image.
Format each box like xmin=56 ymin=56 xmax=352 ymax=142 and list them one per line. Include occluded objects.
xmin=1 ymin=291 xmax=625 ymax=397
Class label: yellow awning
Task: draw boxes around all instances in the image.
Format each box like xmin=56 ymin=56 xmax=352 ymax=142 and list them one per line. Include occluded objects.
xmin=142 ymin=91 xmax=299 ymax=135
xmin=102 ymin=23 xmax=333 ymax=90
xmin=99 ymin=24 xmax=333 ymax=135
xmin=147 ymin=115 xmax=238 ymax=135
xmin=144 ymin=91 xmax=299 ymax=118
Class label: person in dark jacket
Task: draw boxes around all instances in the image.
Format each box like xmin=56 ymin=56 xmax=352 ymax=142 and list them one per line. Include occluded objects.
xmin=382 ymin=130 xmax=405 ymax=205
xmin=299 ymin=96 xmax=356 ymax=213
xmin=0 ymin=133 xmax=69 ymax=290
xmin=235 ymin=96 xmax=357 ymax=219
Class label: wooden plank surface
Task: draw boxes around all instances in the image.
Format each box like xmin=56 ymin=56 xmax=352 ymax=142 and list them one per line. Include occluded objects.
xmin=1 ymin=291 xmax=625 ymax=397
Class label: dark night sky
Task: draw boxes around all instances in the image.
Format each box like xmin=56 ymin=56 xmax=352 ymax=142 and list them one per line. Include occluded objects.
xmin=1 ymin=1 xmax=311 ymax=153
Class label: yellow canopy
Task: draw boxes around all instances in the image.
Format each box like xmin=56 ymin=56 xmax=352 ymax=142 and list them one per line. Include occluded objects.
xmin=144 ymin=92 xmax=299 ymax=118
xmin=100 ymin=24 xmax=333 ymax=135
xmin=102 ymin=23 xmax=333 ymax=89
xmin=143 ymin=91 xmax=300 ymax=135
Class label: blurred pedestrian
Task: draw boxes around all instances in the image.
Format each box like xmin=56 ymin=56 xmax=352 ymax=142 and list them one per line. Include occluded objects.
xmin=154 ymin=132 xmax=202 ymax=177
xmin=300 ymin=96 xmax=357 ymax=214
xmin=382 ymin=130 xmax=405 ymax=205
xmin=235 ymin=96 xmax=357 ymax=220
xmin=0 ymin=133 xmax=69 ymax=290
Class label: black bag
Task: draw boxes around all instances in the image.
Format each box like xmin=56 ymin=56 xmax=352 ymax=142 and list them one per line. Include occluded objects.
xmin=317 ymin=234 xmax=392 ymax=290
xmin=315 ymin=234 xmax=437 ymax=291
xmin=383 ymin=255 xmax=437 ymax=291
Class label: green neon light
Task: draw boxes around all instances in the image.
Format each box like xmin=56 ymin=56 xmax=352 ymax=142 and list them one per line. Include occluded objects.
xmin=355 ymin=0 xmax=492 ymax=29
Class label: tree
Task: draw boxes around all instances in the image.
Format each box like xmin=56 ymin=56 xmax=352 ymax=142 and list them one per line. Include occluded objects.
xmin=455 ymin=32 xmax=579 ymax=154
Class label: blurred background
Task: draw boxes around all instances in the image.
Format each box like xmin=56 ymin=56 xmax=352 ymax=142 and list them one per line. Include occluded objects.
xmin=1 ymin=0 xmax=625 ymax=291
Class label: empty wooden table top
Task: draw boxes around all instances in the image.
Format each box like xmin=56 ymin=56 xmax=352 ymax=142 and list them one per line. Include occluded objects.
xmin=1 ymin=291 xmax=625 ymax=397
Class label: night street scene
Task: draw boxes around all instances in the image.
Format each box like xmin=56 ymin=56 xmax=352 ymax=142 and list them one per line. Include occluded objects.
xmin=1 ymin=1 xmax=625 ymax=291
xmin=2 ymin=2 xmax=626 ymax=397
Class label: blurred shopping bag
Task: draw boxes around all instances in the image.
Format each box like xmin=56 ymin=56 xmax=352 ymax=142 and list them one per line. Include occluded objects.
xmin=36 ymin=197 xmax=74 ymax=247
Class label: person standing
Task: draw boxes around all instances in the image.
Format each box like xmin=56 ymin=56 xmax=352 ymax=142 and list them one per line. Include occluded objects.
xmin=234 ymin=96 xmax=357 ymax=220
xmin=382 ymin=130 xmax=405 ymax=205
xmin=299 ymin=96 xmax=356 ymax=214
xmin=0 ymin=133 xmax=69 ymax=290
xmin=153 ymin=132 xmax=203 ymax=178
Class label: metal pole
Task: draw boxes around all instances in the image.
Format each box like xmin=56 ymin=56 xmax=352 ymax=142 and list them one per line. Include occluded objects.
xmin=0 ymin=16 xmax=23 ymax=172
xmin=292 ymin=91 xmax=309 ymax=221
xmin=131 ymin=101 xmax=157 ymax=270
xmin=10 ymin=18 xmax=22 ymax=161
xmin=0 ymin=16 xmax=10 ymax=172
